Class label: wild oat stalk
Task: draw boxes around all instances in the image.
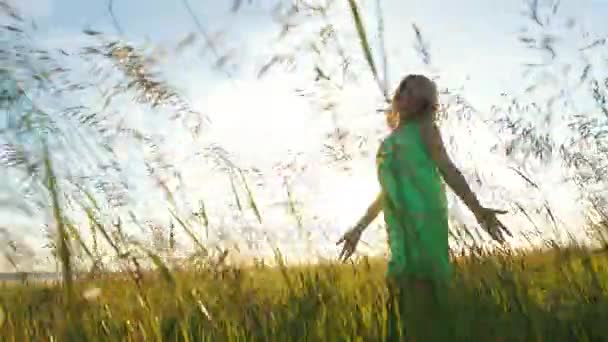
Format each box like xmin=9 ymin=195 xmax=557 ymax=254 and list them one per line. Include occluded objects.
xmin=42 ymin=141 xmax=74 ymax=306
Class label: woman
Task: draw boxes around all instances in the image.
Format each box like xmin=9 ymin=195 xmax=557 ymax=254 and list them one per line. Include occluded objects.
xmin=336 ymin=74 xmax=510 ymax=340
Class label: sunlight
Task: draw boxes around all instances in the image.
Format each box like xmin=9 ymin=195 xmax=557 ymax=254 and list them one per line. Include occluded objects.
xmin=202 ymin=78 xmax=320 ymax=169
xmin=181 ymin=76 xmax=394 ymax=259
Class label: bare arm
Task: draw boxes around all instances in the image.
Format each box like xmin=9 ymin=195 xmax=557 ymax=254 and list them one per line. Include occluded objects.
xmin=337 ymin=192 xmax=383 ymax=261
xmin=353 ymin=192 xmax=383 ymax=232
xmin=420 ymin=120 xmax=483 ymax=215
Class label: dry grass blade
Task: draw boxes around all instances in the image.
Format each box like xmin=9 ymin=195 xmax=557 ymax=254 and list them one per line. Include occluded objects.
xmin=181 ymin=0 xmax=234 ymax=80
xmin=42 ymin=141 xmax=74 ymax=306
xmin=375 ymin=0 xmax=389 ymax=93
xmin=0 ymin=304 xmax=5 ymax=328
xmin=229 ymin=172 xmax=243 ymax=212
xmin=508 ymin=166 xmax=540 ymax=189
xmin=0 ymin=1 xmax=23 ymax=21
xmin=237 ymin=169 xmax=263 ymax=224
xmin=106 ymin=0 xmax=124 ymax=35
xmin=169 ymin=209 xmax=208 ymax=257
xmin=412 ymin=23 xmax=431 ymax=65
xmin=65 ymin=222 xmax=96 ymax=263
xmin=136 ymin=243 xmax=176 ymax=289
xmin=346 ymin=0 xmax=389 ymax=102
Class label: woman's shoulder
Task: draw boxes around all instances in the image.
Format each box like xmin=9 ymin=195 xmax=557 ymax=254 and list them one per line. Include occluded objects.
xmin=377 ymin=131 xmax=401 ymax=161
xmin=379 ymin=130 xmax=398 ymax=148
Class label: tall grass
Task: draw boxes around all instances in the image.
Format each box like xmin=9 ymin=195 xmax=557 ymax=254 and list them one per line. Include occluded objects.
xmin=1 ymin=246 xmax=608 ymax=340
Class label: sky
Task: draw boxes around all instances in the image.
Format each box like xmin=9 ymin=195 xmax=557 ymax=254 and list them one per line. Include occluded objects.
xmin=1 ymin=0 xmax=608 ymax=271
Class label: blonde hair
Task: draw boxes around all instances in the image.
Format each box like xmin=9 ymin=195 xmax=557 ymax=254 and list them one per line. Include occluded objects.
xmin=392 ymin=74 xmax=439 ymax=122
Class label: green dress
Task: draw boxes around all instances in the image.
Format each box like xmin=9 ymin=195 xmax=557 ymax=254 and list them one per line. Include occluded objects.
xmin=376 ymin=120 xmax=451 ymax=282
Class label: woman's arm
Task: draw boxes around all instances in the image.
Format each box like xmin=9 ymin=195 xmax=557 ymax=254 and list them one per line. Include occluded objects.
xmin=420 ymin=120 xmax=483 ymax=215
xmin=337 ymin=192 xmax=383 ymax=261
xmin=353 ymin=192 xmax=383 ymax=232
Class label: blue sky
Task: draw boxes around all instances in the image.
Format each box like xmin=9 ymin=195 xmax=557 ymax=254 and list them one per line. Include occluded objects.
xmin=18 ymin=0 xmax=608 ymax=108
xmin=2 ymin=0 xmax=608 ymax=270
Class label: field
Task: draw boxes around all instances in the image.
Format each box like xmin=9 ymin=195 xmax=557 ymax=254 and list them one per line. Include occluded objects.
xmin=1 ymin=246 xmax=607 ymax=341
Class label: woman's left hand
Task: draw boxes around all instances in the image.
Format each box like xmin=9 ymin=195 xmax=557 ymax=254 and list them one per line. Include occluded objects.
xmin=337 ymin=226 xmax=364 ymax=262
xmin=474 ymin=207 xmax=512 ymax=244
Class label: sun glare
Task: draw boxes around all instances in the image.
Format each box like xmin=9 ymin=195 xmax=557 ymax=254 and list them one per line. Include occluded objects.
xmin=202 ymin=78 xmax=319 ymax=168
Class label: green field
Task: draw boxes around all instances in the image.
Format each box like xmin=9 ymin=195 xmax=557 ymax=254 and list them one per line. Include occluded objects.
xmin=1 ymin=246 xmax=607 ymax=341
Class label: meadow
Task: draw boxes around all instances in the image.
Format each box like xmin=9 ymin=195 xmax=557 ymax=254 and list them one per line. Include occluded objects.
xmin=1 ymin=244 xmax=608 ymax=341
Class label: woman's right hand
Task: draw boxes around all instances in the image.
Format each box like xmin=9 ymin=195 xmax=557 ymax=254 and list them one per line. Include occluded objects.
xmin=474 ymin=207 xmax=512 ymax=244
xmin=337 ymin=225 xmax=364 ymax=262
